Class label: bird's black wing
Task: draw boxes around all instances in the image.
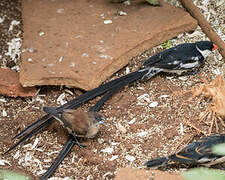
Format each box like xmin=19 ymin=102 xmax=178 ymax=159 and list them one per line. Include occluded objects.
xmin=144 ymin=134 xmax=225 ymax=168
xmin=143 ymin=45 xmax=177 ymax=67
xmin=169 ymin=134 xmax=225 ymax=164
xmin=143 ymin=43 xmax=203 ymax=71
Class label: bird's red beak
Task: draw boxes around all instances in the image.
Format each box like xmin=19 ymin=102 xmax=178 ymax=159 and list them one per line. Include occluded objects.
xmin=212 ymin=44 xmax=218 ymax=51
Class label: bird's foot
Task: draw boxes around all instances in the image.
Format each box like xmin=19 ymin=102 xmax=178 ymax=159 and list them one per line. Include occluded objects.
xmin=74 ymin=138 xmax=86 ymax=148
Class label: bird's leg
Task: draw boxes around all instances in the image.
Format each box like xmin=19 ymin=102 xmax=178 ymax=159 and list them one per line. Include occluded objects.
xmin=73 ymin=137 xmax=86 ymax=148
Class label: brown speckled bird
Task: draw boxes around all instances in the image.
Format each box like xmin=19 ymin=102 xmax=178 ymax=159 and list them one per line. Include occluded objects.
xmin=43 ymin=106 xmax=104 ymax=139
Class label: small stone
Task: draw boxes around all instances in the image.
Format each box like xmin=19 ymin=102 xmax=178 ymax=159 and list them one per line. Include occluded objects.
xmin=57 ymin=93 xmax=67 ymax=105
xmin=0 ymin=17 xmax=5 ymax=23
xmin=118 ymin=11 xmax=127 ymax=16
xmin=31 ymin=137 xmax=39 ymax=149
xmin=0 ymin=98 xmax=6 ymax=102
xmin=57 ymin=8 xmax=64 ymax=13
xmin=0 ymin=160 xmax=5 ymax=166
xmin=178 ymin=76 xmax=188 ymax=81
xmin=137 ymin=131 xmax=148 ymax=137
xmin=123 ymin=0 xmax=131 ymax=6
xmin=159 ymin=95 xmax=169 ymax=98
xmin=109 ymin=155 xmax=118 ymax=161
xmin=125 ymin=155 xmax=135 ymax=162
xmin=58 ymin=56 xmax=63 ymax=62
xmin=27 ymin=58 xmax=33 ymax=62
xmin=98 ymin=138 xmax=104 ymax=144
xmin=138 ymin=94 xmax=150 ymax=103
xmin=13 ymin=151 xmax=20 ymax=159
xmin=104 ymin=20 xmax=112 ymax=24
xmin=149 ymin=101 xmax=158 ymax=107
xmin=117 ymin=122 xmax=127 ymax=133
xmin=2 ymin=109 xmax=7 ymax=117
xmin=101 ymin=147 xmax=114 ymax=154
xmin=39 ymin=31 xmax=45 ymax=36
xmin=8 ymin=20 xmax=20 ymax=31
xmin=128 ymin=118 xmax=136 ymax=125
xmin=0 ymin=160 xmax=11 ymax=166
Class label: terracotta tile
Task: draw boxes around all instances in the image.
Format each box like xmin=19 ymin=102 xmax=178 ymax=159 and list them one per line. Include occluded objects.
xmin=20 ymin=0 xmax=197 ymax=90
xmin=0 ymin=68 xmax=36 ymax=97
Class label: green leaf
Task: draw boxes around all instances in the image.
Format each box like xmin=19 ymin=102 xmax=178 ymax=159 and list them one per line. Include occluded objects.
xmin=212 ymin=143 xmax=225 ymax=155
xmin=161 ymin=40 xmax=172 ymax=49
xmin=0 ymin=169 xmax=32 ymax=180
xmin=182 ymin=168 xmax=225 ymax=180
xmin=145 ymin=0 xmax=161 ymax=6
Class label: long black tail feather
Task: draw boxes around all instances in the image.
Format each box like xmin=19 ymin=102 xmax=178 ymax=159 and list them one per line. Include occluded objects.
xmin=144 ymin=157 xmax=169 ymax=168
xmin=5 ymin=118 xmax=55 ymax=154
xmin=43 ymin=106 xmax=59 ymax=117
xmin=40 ymin=135 xmax=77 ymax=180
xmin=89 ymin=86 xmax=122 ymax=112
xmin=40 ymin=70 xmax=149 ymax=178
xmin=38 ymin=70 xmax=150 ymax=179
xmin=13 ymin=114 xmax=51 ymax=139
xmin=89 ymin=70 xmax=146 ymax=112
xmin=13 ymin=70 xmax=145 ymax=141
xmin=13 ymin=70 xmax=148 ymax=143
xmin=8 ymin=69 xmax=150 ymax=156
xmin=64 ymin=70 xmax=148 ymax=110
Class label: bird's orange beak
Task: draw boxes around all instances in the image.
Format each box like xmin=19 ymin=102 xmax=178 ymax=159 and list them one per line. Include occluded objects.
xmin=213 ymin=44 xmax=218 ymax=51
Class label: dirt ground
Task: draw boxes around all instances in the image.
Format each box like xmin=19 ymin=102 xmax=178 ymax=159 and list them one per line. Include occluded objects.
xmin=0 ymin=0 xmax=224 ymax=180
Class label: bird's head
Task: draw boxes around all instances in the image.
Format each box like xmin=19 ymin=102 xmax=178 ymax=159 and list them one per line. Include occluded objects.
xmin=92 ymin=112 xmax=105 ymax=124
xmin=85 ymin=111 xmax=105 ymax=138
xmin=195 ymin=41 xmax=218 ymax=58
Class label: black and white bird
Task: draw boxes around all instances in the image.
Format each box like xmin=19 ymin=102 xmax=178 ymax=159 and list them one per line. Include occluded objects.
xmin=144 ymin=134 xmax=225 ymax=168
xmin=140 ymin=41 xmax=218 ymax=80
xmin=5 ymin=41 xmax=218 ymax=178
